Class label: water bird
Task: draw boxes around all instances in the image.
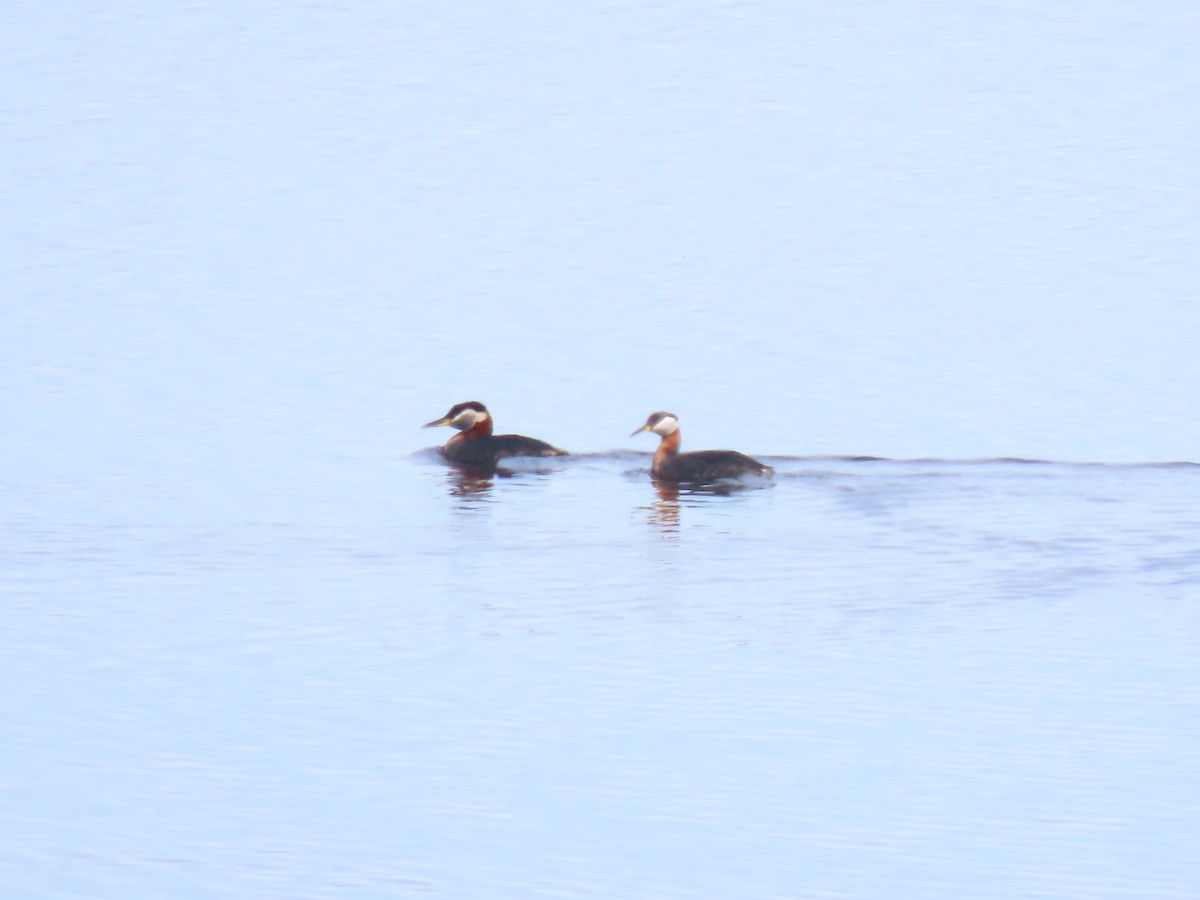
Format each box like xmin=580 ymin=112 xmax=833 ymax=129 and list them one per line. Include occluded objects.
xmin=630 ymin=411 xmax=772 ymax=484
xmin=423 ymin=401 xmax=567 ymax=467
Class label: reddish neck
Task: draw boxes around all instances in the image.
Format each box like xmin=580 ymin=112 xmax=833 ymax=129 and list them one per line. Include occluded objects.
xmin=652 ymin=429 xmax=681 ymax=473
xmin=447 ymin=417 xmax=493 ymax=447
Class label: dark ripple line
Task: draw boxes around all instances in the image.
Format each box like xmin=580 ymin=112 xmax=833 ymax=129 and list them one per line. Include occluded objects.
xmin=411 ymin=448 xmax=1199 ymax=471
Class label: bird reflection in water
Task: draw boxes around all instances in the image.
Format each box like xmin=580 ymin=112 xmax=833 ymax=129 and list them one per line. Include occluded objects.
xmin=439 ymin=461 xmax=566 ymax=511
xmin=643 ymin=480 xmax=681 ymax=536
xmin=639 ymin=477 xmax=769 ymax=536
xmin=441 ymin=463 xmax=500 ymax=504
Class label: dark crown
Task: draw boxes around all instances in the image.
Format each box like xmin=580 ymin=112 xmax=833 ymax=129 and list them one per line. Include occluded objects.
xmin=448 ymin=401 xmax=488 ymax=417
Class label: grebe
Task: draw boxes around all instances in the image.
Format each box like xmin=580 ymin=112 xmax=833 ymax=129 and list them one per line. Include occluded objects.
xmin=630 ymin=411 xmax=772 ymax=484
xmin=423 ymin=401 xmax=566 ymax=466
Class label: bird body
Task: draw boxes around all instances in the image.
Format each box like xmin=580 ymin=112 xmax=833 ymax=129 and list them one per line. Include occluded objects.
xmin=631 ymin=411 xmax=771 ymax=485
xmin=423 ymin=401 xmax=566 ymax=466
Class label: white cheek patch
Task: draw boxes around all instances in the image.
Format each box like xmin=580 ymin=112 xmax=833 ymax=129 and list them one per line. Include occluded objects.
xmin=451 ymin=409 xmax=488 ymax=431
xmin=652 ymin=415 xmax=679 ymax=436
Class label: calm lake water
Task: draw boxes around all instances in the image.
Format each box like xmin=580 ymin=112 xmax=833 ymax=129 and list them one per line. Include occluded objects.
xmin=5 ymin=0 xmax=1200 ymax=897
xmin=6 ymin=450 xmax=1199 ymax=898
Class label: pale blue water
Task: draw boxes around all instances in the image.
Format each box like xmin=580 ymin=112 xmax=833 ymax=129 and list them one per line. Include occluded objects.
xmin=4 ymin=1 xmax=1200 ymax=897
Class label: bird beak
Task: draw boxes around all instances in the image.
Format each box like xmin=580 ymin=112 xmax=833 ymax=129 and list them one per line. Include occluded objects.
xmin=423 ymin=416 xmax=451 ymax=428
xmin=630 ymin=424 xmax=650 ymax=437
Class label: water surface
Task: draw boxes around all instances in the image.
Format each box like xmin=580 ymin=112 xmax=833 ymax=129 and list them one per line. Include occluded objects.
xmin=4 ymin=0 xmax=1200 ymax=896
xmin=6 ymin=451 xmax=1198 ymax=897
